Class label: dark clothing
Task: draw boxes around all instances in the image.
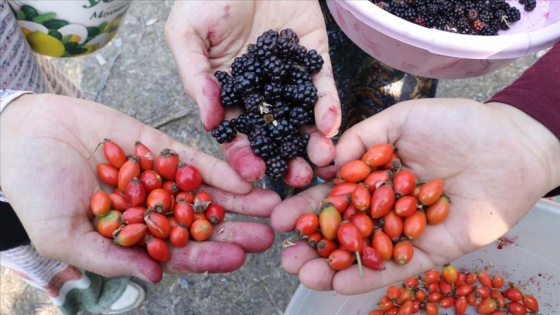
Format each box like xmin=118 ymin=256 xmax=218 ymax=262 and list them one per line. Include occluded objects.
xmin=0 ymin=201 xmax=31 ymax=250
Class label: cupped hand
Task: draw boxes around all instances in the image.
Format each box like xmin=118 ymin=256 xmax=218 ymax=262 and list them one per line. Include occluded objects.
xmin=0 ymin=94 xmax=280 ymax=283
xmin=271 ymin=98 xmax=560 ymax=294
xmin=164 ymin=1 xmax=340 ymax=186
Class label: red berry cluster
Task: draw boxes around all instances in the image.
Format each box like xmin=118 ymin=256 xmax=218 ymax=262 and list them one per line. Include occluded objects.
xmin=90 ymin=139 xmax=225 ymax=263
xmin=285 ymin=143 xmax=450 ymax=274
xmin=368 ymin=264 xmax=540 ymax=315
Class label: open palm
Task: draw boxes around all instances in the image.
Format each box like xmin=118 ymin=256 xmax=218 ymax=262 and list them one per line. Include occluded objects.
xmin=165 ymin=1 xmax=340 ymax=187
xmin=0 ymin=94 xmax=280 ymax=283
xmin=271 ymin=98 xmax=560 ymax=294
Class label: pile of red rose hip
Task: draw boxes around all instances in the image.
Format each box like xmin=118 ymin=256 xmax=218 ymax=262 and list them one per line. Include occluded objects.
xmin=368 ymin=263 xmax=540 ymax=315
xmin=90 ymin=139 xmax=224 ymax=263
xmin=285 ymin=143 xmax=450 ymax=275
xmin=287 ymin=142 xmax=541 ymax=314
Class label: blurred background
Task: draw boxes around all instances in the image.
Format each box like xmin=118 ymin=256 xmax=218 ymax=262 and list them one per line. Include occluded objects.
xmin=0 ymin=1 xmax=548 ymax=314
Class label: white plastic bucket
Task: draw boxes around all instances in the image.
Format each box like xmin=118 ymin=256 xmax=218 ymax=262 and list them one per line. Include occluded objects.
xmin=327 ymin=0 xmax=560 ymax=79
xmin=285 ymin=198 xmax=560 ymax=314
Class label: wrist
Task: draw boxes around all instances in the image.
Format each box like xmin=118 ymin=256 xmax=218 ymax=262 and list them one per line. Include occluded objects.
xmin=489 ymin=102 xmax=560 ymax=196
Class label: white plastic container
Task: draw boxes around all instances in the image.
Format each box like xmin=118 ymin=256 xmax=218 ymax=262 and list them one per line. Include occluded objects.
xmin=327 ymin=0 xmax=560 ymax=79
xmin=285 ymin=198 xmax=560 ymax=314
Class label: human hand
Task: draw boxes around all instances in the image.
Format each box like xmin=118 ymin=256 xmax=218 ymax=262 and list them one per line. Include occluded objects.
xmin=0 ymin=94 xmax=280 ymax=283
xmin=164 ymin=0 xmax=340 ymax=186
xmin=271 ymin=98 xmax=560 ymax=294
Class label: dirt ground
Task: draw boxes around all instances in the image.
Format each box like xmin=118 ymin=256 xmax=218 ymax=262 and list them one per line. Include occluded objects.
xmin=0 ymin=1 xmax=548 ymax=315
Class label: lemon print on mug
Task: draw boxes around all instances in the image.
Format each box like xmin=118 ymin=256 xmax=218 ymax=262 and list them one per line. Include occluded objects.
xmin=18 ymin=20 xmax=64 ymax=57
xmin=26 ymin=31 xmax=65 ymax=57
xmin=12 ymin=3 xmax=129 ymax=58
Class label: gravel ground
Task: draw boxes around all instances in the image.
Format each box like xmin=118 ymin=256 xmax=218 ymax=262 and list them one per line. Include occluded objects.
xmin=0 ymin=2 xmax=547 ymax=315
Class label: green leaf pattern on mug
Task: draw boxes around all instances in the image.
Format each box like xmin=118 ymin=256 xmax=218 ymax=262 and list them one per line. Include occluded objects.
xmin=10 ymin=3 xmax=128 ymax=57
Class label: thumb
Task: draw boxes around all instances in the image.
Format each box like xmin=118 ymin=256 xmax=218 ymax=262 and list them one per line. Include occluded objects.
xmin=71 ymin=232 xmax=163 ymax=283
xmin=165 ymin=24 xmax=224 ymax=131
xmin=334 ymin=103 xmax=410 ymax=165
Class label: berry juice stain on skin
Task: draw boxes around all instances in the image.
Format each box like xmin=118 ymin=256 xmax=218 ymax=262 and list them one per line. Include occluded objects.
xmin=222 ymin=4 xmax=231 ymax=19
xmin=202 ymin=75 xmax=220 ymax=99
xmin=207 ymin=4 xmax=230 ymax=44
xmin=200 ymin=75 xmax=223 ymax=130
xmin=496 ymin=236 xmax=517 ymax=249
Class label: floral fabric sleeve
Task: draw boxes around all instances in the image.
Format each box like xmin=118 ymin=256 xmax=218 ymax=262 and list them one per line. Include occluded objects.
xmin=0 ymin=90 xmax=34 ymax=114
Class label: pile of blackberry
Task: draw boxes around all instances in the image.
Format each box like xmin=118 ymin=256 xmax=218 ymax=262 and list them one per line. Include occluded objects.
xmin=210 ymin=29 xmax=324 ymax=181
xmin=371 ymin=0 xmax=537 ymax=35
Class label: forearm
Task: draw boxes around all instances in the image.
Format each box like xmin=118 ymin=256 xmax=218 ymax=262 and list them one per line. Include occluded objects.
xmin=487 ymin=41 xmax=560 ymax=196
xmin=0 ymin=90 xmax=35 ymax=250
xmin=486 ymin=102 xmax=560 ymax=198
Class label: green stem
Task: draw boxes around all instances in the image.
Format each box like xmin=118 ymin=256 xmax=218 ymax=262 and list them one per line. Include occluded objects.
xmin=356 ymin=251 xmax=364 ymax=278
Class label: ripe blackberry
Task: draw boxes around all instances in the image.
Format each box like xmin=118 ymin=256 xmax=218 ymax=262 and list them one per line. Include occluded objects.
xmin=243 ymin=93 xmax=265 ymax=113
xmin=233 ymin=112 xmax=262 ymax=135
xmin=402 ymin=6 xmax=416 ymax=20
xmin=230 ymin=116 xmax=248 ymax=135
xmin=386 ymin=2 xmax=411 ymax=21
xmin=279 ymin=141 xmax=299 ymax=160
xmin=499 ymin=2 xmax=511 ymax=10
xmin=263 ymin=55 xmax=288 ymax=83
xmin=278 ymin=28 xmax=299 ymax=44
xmin=212 ymin=28 xmax=323 ymax=181
xmin=271 ymin=101 xmax=291 ymax=120
xmin=437 ymin=0 xmax=453 ymax=13
xmin=425 ymin=15 xmax=446 ymax=29
xmin=220 ymin=82 xmax=241 ymax=108
xmin=234 ymin=72 xmax=261 ymax=96
xmin=455 ymin=17 xmax=470 ymax=34
xmin=249 ymin=126 xmax=274 ymax=159
xmin=290 ymin=68 xmax=313 ymax=86
xmin=373 ymin=0 xmax=536 ymax=36
xmin=523 ymin=0 xmax=537 ymax=11
xmin=231 ymin=55 xmax=249 ymax=76
xmin=249 ymin=29 xmax=279 ymax=59
xmin=426 ymin=2 xmax=439 ymax=15
xmin=267 ymin=119 xmax=295 ymax=143
xmin=284 ymin=83 xmax=318 ymax=108
xmin=453 ymin=3 xmax=466 ymax=18
xmin=263 ymin=83 xmax=285 ymax=102
xmin=289 ymin=45 xmax=308 ymax=64
xmin=292 ymin=133 xmax=310 ymax=158
xmin=478 ymin=10 xmax=492 ymax=23
xmin=211 ymin=120 xmax=237 ymax=144
xmin=231 ymin=55 xmax=263 ymax=77
xmin=276 ymin=41 xmax=298 ymax=62
xmin=507 ymin=7 xmax=521 ymax=22
xmin=415 ymin=4 xmax=428 ymax=15
xmin=290 ymin=106 xmax=314 ymax=127
xmin=214 ymin=70 xmax=231 ymax=85
xmin=265 ymin=156 xmax=288 ymax=182
xmin=304 ymin=49 xmax=324 ymax=74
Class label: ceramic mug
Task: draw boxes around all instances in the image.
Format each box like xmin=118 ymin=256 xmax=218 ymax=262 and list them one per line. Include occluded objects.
xmin=9 ymin=0 xmax=130 ymax=57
